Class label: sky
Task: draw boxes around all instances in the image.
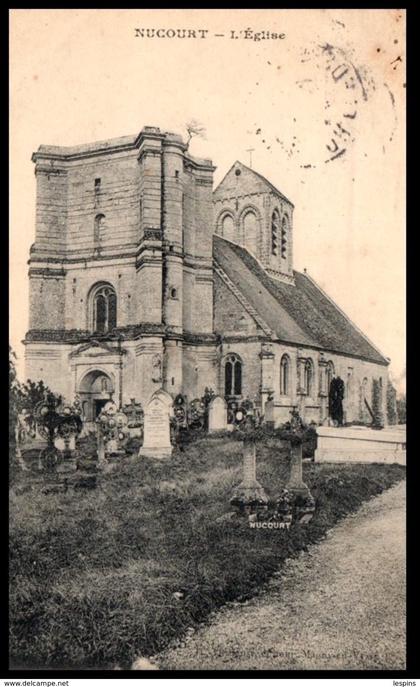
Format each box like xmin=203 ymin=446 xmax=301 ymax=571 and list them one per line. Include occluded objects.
xmin=9 ymin=9 xmax=406 ymax=392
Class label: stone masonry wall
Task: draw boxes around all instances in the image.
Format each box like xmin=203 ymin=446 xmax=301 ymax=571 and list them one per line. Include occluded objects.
xmin=213 ymin=162 xmax=294 ymax=278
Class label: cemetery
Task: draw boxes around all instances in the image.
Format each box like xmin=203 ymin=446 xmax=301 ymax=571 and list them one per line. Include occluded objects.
xmin=9 ymin=375 xmax=406 ymax=670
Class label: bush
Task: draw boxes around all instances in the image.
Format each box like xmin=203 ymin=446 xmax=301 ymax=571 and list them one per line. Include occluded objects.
xmin=396 ymin=394 xmax=406 ymax=424
xmin=371 ymin=379 xmax=384 ymax=427
xmin=386 ymin=380 xmax=398 ymax=425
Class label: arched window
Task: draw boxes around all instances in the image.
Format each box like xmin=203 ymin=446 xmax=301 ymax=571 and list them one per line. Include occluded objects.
xmin=91 ymin=283 xmax=117 ymax=333
xmin=225 ymin=354 xmax=242 ymax=397
xmin=303 ymin=359 xmax=313 ymax=396
xmin=271 ymin=209 xmax=280 ymax=255
xmin=243 ymin=210 xmax=258 ymax=255
xmin=221 ymin=214 xmax=235 ymax=242
xmin=280 ymin=354 xmax=290 ymax=395
xmin=94 ymin=214 xmax=105 ymax=247
xmin=281 ymin=216 xmax=288 ymax=259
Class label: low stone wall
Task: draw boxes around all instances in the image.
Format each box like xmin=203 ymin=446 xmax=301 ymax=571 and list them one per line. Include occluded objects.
xmin=314 ymin=426 xmax=406 ymax=465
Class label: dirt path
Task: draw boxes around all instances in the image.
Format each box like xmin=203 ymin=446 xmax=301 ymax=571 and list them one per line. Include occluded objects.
xmin=156 ymin=480 xmax=406 ymax=671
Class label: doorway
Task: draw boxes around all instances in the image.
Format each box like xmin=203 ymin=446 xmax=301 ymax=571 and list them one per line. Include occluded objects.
xmin=94 ymin=399 xmax=108 ymax=418
xmin=78 ymin=370 xmax=114 ymax=422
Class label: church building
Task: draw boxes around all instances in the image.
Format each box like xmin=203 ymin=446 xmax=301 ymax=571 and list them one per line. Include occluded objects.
xmin=24 ymin=126 xmax=389 ymax=426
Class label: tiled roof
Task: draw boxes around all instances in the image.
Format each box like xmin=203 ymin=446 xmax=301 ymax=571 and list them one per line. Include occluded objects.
xmin=213 ymin=235 xmax=388 ymax=365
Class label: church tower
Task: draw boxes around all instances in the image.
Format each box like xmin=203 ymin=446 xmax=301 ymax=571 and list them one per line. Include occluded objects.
xmin=25 ymin=127 xmax=217 ymax=417
xmin=213 ymin=161 xmax=294 ymax=283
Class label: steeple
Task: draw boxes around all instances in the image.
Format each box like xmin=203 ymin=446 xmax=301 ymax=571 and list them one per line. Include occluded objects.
xmin=213 ymin=161 xmax=294 ymax=282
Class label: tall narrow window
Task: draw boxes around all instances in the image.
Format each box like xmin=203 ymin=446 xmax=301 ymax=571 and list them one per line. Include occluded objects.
xmin=234 ymin=360 xmax=242 ymax=395
xmin=271 ymin=209 xmax=280 ymax=255
xmin=108 ymin=290 xmax=117 ymax=330
xmin=304 ymin=359 xmax=313 ymax=396
xmin=94 ymin=179 xmax=101 ymax=209
xmin=280 ymin=355 xmax=290 ymax=395
xmin=95 ymin=293 xmax=107 ymax=333
xmin=225 ymin=354 xmax=242 ymax=397
xmin=91 ymin=283 xmax=117 ymax=333
xmin=362 ymin=377 xmax=369 ymax=397
xmin=243 ymin=210 xmax=258 ymax=256
xmin=221 ymin=214 xmax=235 ymax=242
xmin=281 ymin=216 xmax=287 ymax=259
xmin=225 ymin=361 xmax=233 ymax=397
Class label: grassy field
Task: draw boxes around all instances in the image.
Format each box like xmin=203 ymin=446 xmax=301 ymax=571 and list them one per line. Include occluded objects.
xmin=9 ymin=436 xmax=405 ymax=670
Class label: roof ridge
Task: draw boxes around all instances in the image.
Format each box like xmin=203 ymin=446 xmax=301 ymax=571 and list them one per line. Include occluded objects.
xmin=213 ymin=161 xmax=294 ymax=206
xmin=213 ymin=161 xmax=242 ymax=194
xmin=298 ymin=270 xmax=389 ymax=365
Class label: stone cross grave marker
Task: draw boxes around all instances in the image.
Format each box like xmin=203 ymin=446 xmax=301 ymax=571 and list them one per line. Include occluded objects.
xmin=230 ymin=439 xmax=268 ymax=513
xmin=208 ymin=395 xmax=227 ymax=433
xmin=286 ymin=441 xmax=311 ymax=499
xmin=139 ymin=390 xmax=173 ymax=459
xmin=264 ymin=398 xmax=275 ymax=428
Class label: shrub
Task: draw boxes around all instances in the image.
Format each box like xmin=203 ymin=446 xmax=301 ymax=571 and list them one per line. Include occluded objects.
xmin=371 ymin=379 xmax=384 ymax=427
xmin=396 ymin=394 xmax=406 ymax=424
xmin=386 ymin=380 xmax=398 ymax=425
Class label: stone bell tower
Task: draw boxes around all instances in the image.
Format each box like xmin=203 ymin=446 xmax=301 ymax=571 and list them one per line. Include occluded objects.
xmin=213 ymin=160 xmax=294 ymax=283
xmin=25 ymin=126 xmax=218 ymax=410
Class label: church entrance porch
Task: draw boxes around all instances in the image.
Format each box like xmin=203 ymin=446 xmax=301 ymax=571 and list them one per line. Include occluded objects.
xmin=78 ymin=369 xmax=115 ymax=429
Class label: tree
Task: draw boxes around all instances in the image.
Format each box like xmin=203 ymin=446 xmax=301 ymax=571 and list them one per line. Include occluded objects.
xmin=17 ymin=380 xmax=63 ymax=434
xmin=9 ymin=346 xmax=63 ymax=449
xmin=371 ymin=378 xmax=384 ymax=428
xmin=9 ymin=347 xmax=22 ymax=478
xmin=386 ymin=379 xmax=398 ymax=425
xmin=185 ymin=119 xmax=206 ymax=150
xmin=396 ymin=394 xmax=406 ymax=424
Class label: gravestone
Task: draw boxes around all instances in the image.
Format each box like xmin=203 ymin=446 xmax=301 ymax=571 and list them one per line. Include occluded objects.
xmin=286 ymin=441 xmax=311 ymax=499
xmin=122 ymin=398 xmax=144 ymax=437
xmin=208 ymin=396 xmax=227 ymax=433
xmin=139 ymin=390 xmax=173 ymax=459
xmin=14 ymin=420 xmax=29 ymax=472
xmin=230 ymin=439 xmax=268 ymax=514
xmin=97 ymin=425 xmax=106 ymax=466
xmin=264 ymin=398 xmax=275 ymax=429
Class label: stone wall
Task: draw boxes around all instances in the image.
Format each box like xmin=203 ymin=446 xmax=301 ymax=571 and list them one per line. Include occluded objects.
xmin=28 ymin=271 xmax=66 ymax=330
xmin=314 ymin=425 xmax=406 ymax=465
xmin=213 ymin=272 xmax=259 ymax=337
xmin=33 ymin=167 xmax=68 ymax=255
xmin=65 ymin=154 xmax=140 ymax=255
xmin=213 ymin=162 xmax=294 ymax=279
